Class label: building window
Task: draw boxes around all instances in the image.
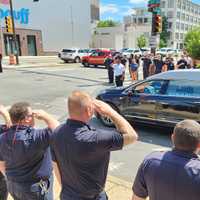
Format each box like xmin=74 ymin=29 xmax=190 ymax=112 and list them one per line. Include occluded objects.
xmin=190 ymin=16 xmax=193 ymax=23
xmin=181 ymin=23 xmax=184 ymax=30
xmin=177 ymin=11 xmax=181 ymax=19
xmin=138 ymin=18 xmax=143 ymax=24
xmin=168 ymin=22 xmax=173 ymax=29
xmin=186 ymin=15 xmax=189 ymax=21
xmin=182 ymin=2 xmax=186 ymax=10
xmin=167 ymin=11 xmax=173 ymax=18
xmin=161 ymin=1 xmax=166 ymax=8
xmin=180 ymin=33 xmax=184 ymax=40
xmin=144 ymin=18 xmax=148 ymax=23
xmin=176 ymin=22 xmax=180 ymax=29
xmin=182 ymin=13 xmax=185 ymax=21
xmin=185 ymin=24 xmax=188 ymax=31
xmin=177 ymin=0 xmax=181 ymax=8
xmin=168 ymin=0 xmax=174 ymax=8
xmin=176 ymin=33 xmax=179 ymax=40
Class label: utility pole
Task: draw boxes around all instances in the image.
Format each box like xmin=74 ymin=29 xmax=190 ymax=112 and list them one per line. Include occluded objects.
xmin=9 ymin=0 xmax=19 ymax=64
xmin=151 ymin=13 xmax=157 ymax=55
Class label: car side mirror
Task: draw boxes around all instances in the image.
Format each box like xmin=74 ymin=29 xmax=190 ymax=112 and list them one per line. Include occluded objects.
xmin=128 ymin=90 xmax=134 ymax=97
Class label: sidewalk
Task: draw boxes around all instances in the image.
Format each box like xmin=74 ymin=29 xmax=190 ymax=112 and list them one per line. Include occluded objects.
xmin=2 ymin=56 xmax=67 ymax=69
xmin=8 ymin=175 xmax=133 ymax=200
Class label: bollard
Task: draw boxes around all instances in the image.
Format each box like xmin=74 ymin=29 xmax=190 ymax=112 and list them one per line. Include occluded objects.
xmin=9 ymin=54 xmax=16 ymax=65
xmin=0 ymin=53 xmax=2 ymax=73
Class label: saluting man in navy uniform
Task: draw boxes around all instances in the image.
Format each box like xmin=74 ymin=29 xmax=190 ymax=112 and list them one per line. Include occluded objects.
xmin=0 ymin=102 xmax=59 ymax=200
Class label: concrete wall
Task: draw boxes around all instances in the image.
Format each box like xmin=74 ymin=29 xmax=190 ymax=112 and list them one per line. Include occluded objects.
xmin=0 ymin=0 xmax=91 ymax=53
xmin=124 ymin=25 xmax=151 ymax=48
xmin=92 ymin=26 xmax=124 ymax=50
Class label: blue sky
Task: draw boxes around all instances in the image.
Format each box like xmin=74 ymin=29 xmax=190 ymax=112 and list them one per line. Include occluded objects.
xmin=100 ymin=0 xmax=200 ymax=21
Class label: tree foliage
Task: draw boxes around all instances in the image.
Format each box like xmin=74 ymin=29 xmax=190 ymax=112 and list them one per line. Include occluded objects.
xmin=159 ymin=16 xmax=169 ymax=48
xmin=97 ymin=20 xmax=119 ymax=28
xmin=137 ymin=35 xmax=147 ymax=49
xmin=159 ymin=39 xmax=166 ymax=48
xmin=184 ymin=27 xmax=200 ymax=59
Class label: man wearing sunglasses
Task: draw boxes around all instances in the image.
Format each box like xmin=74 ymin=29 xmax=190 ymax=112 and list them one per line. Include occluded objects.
xmin=0 ymin=102 xmax=59 ymax=200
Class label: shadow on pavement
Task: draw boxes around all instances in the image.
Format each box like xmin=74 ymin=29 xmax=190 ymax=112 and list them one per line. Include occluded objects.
xmin=18 ymin=69 xmax=105 ymax=84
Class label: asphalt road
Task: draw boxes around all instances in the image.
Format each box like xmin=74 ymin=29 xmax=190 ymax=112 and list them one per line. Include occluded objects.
xmin=0 ymin=64 xmax=172 ymax=183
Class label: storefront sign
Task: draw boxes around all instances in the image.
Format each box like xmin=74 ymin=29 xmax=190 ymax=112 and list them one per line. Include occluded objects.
xmin=0 ymin=8 xmax=30 ymax=24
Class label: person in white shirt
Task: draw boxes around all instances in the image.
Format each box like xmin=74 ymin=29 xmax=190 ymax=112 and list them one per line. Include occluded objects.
xmin=113 ymin=56 xmax=125 ymax=87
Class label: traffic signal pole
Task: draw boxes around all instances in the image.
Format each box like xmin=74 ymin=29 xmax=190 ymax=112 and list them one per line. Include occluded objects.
xmin=9 ymin=0 xmax=19 ymax=65
xmin=151 ymin=13 xmax=157 ymax=56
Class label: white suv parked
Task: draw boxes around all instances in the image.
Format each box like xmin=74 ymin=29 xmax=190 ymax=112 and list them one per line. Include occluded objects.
xmin=122 ymin=49 xmax=142 ymax=58
xmin=58 ymin=49 xmax=90 ymax=63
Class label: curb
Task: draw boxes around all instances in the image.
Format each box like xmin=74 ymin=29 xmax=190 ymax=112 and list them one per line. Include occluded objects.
xmin=3 ymin=63 xmax=81 ymax=69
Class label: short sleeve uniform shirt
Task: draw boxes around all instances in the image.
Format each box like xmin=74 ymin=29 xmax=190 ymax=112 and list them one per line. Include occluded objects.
xmin=51 ymin=119 xmax=124 ymax=198
xmin=0 ymin=125 xmax=53 ymax=183
xmin=133 ymin=150 xmax=200 ymax=200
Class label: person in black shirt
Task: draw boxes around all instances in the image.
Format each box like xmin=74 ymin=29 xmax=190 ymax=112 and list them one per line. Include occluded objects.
xmin=142 ymin=54 xmax=152 ymax=79
xmin=153 ymin=54 xmax=164 ymax=74
xmin=0 ymin=105 xmax=12 ymax=200
xmin=165 ymin=57 xmax=175 ymax=71
xmin=177 ymin=55 xmax=188 ymax=69
xmin=105 ymin=57 xmax=114 ymax=84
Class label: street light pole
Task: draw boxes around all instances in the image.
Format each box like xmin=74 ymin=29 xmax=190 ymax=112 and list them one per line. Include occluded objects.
xmin=9 ymin=0 xmax=19 ymax=64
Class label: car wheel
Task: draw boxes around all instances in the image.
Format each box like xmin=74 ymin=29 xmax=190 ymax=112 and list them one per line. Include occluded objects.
xmin=94 ymin=65 xmax=98 ymax=68
xmin=74 ymin=57 xmax=81 ymax=63
xmin=97 ymin=104 xmax=118 ymax=127
xmin=82 ymin=62 xmax=89 ymax=67
xmin=64 ymin=60 xmax=68 ymax=63
xmin=99 ymin=115 xmax=114 ymax=127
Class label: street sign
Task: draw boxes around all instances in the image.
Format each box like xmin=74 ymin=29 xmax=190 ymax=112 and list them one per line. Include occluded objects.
xmin=149 ymin=35 xmax=160 ymax=48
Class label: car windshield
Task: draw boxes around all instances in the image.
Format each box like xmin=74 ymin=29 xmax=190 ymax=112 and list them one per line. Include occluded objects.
xmin=127 ymin=49 xmax=134 ymax=53
xmin=62 ymin=49 xmax=76 ymax=53
xmin=160 ymin=49 xmax=167 ymax=52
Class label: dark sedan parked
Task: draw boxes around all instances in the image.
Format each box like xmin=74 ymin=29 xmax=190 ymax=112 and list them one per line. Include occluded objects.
xmin=96 ymin=70 xmax=200 ymax=127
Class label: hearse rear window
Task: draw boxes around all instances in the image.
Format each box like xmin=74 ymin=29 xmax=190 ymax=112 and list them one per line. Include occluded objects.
xmin=166 ymin=80 xmax=200 ymax=97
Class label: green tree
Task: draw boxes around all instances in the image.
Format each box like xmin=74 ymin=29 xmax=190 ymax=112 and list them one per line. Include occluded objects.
xmin=159 ymin=39 xmax=166 ymax=48
xmin=137 ymin=35 xmax=147 ymax=49
xmin=159 ymin=16 xmax=169 ymax=47
xmin=184 ymin=26 xmax=200 ymax=59
xmin=97 ymin=20 xmax=119 ymax=28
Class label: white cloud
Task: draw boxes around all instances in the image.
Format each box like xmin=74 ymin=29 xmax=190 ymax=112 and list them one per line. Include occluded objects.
xmin=100 ymin=4 xmax=119 ymax=15
xmin=129 ymin=0 xmax=148 ymax=4
xmin=123 ymin=8 xmax=136 ymax=16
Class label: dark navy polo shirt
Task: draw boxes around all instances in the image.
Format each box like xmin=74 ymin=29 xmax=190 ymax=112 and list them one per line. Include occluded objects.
xmin=0 ymin=125 xmax=53 ymax=183
xmin=133 ymin=149 xmax=200 ymax=200
xmin=51 ymin=119 xmax=124 ymax=198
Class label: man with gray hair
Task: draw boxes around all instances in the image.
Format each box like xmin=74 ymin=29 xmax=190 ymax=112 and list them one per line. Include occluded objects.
xmin=132 ymin=119 xmax=200 ymax=200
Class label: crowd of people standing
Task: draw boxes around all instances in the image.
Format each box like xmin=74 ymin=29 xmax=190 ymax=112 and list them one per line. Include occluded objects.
xmin=105 ymin=51 xmax=196 ymax=87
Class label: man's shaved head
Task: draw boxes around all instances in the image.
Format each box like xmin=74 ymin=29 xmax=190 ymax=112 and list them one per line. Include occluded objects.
xmin=173 ymin=120 xmax=200 ymax=152
xmin=68 ymin=91 xmax=94 ymax=121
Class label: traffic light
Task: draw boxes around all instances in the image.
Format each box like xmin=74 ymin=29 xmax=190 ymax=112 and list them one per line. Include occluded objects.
xmin=5 ymin=16 xmax=13 ymax=33
xmin=153 ymin=14 xmax=162 ymax=33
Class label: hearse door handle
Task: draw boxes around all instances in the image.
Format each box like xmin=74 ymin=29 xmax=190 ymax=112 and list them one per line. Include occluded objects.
xmin=148 ymin=100 xmax=156 ymax=104
xmin=158 ymin=102 xmax=169 ymax=107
